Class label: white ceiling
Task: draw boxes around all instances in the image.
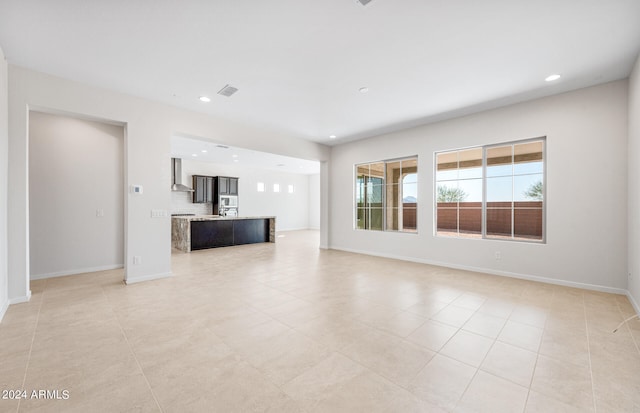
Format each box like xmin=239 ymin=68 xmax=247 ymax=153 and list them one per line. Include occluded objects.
xmin=171 ymin=135 xmax=320 ymax=175
xmin=1 ymin=1 xmax=639 ymax=145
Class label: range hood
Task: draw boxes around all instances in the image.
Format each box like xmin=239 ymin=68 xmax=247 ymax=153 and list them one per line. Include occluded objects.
xmin=171 ymin=158 xmax=194 ymax=192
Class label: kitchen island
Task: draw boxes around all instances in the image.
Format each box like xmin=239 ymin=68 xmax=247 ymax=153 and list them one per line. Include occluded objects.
xmin=172 ymin=215 xmax=276 ymax=252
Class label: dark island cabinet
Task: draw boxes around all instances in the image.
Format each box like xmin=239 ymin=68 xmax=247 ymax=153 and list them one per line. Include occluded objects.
xmin=191 ymin=220 xmax=233 ymax=249
xmin=190 ymin=218 xmax=269 ymax=250
xmin=233 ymin=219 xmax=269 ymax=245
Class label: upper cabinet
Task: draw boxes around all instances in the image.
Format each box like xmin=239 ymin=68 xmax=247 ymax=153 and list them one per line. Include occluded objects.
xmin=192 ymin=175 xmax=214 ymax=203
xmin=218 ymin=177 xmax=238 ymax=195
xmin=218 ymin=176 xmax=228 ymax=195
xmin=192 ymin=175 xmax=238 ymax=203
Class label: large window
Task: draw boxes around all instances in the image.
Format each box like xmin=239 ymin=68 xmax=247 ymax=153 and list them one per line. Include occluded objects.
xmin=435 ymin=138 xmax=545 ymax=242
xmin=356 ymin=157 xmax=418 ymax=232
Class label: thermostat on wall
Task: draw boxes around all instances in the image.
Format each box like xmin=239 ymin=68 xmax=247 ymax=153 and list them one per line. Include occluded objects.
xmin=130 ymin=185 xmax=143 ymax=194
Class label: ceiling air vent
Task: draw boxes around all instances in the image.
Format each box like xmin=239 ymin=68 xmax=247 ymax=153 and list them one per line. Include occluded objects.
xmin=217 ymin=84 xmax=239 ymax=97
xmin=216 ymin=144 xmax=229 ymax=149
xmin=357 ymin=0 xmax=373 ymax=5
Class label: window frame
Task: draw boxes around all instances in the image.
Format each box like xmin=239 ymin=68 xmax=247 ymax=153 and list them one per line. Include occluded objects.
xmin=434 ymin=137 xmax=546 ymax=243
xmin=354 ymin=155 xmax=419 ymax=233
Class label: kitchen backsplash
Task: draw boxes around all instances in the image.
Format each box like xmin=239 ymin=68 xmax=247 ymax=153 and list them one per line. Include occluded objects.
xmin=171 ymin=191 xmax=212 ymax=215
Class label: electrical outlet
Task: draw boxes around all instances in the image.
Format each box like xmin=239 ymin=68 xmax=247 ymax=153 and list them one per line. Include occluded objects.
xmin=133 ymin=256 xmax=142 ymax=265
xmin=495 ymin=251 xmax=501 ymax=261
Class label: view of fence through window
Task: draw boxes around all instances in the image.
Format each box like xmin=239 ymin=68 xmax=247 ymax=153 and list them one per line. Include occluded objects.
xmin=356 ymin=157 xmax=418 ymax=232
xmin=435 ymin=138 xmax=545 ymax=242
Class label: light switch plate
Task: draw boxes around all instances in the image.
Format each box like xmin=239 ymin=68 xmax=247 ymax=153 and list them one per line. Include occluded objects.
xmin=151 ymin=209 xmax=168 ymax=218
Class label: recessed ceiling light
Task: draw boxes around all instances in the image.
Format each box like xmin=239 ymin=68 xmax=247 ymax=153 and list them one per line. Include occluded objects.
xmin=329 ymin=135 xmax=337 ymax=139
xmin=545 ymin=74 xmax=561 ymax=82
xmin=359 ymin=87 xmax=369 ymax=93
xmin=201 ymin=149 xmax=207 ymax=153
xmin=191 ymin=153 xmax=198 ymax=157
xmin=232 ymin=154 xmax=238 ymax=158
xmin=277 ymin=163 xmax=285 ymax=167
xmin=199 ymin=96 xmax=211 ymax=102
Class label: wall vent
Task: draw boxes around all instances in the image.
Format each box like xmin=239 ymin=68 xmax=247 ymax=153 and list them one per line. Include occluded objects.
xmin=217 ymin=84 xmax=239 ymax=97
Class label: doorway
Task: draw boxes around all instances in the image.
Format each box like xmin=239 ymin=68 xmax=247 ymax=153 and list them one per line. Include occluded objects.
xmin=28 ymin=111 xmax=125 ymax=280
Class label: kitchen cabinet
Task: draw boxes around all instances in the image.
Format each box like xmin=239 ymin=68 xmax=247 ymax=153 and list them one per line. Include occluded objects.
xmin=192 ymin=175 xmax=213 ymax=203
xmin=218 ymin=177 xmax=228 ymax=195
xmin=188 ymin=218 xmax=271 ymax=250
xmin=233 ymin=218 xmax=269 ymax=245
xmin=192 ymin=175 xmax=238 ymax=204
xmin=191 ymin=220 xmax=233 ymax=249
xmin=218 ymin=177 xmax=238 ymax=195
xmin=229 ymin=177 xmax=238 ymax=195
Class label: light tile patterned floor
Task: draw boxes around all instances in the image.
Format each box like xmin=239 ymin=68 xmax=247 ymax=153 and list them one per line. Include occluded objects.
xmin=1 ymin=230 xmax=639 ymax=412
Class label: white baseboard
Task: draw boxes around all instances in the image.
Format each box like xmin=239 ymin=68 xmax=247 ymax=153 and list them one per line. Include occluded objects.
xmin=278 ymin=227 xmax=316 ymax=232
xmin=31 ymin=264 xmax=124 ymax=280
xmin=125 ymin=271 xmax=173 ymax=285
xmin=330 ymin=246 xmax=628 ymax=296
xmin=0 ymin=299 xmax=8 ymax=323
xmin=627 ymin=291 xmax=640 ymax=315
xmin=8 ymin=290 xmax=32 ymax=305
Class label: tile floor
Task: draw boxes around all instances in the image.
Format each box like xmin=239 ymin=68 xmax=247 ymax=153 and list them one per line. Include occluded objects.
xmin=1 ymin=230 xmax=639 ymax=412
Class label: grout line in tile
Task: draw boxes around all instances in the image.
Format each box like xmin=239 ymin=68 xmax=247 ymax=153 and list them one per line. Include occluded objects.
xmin=451 ymin=363 xmax=481 ymax=411
xmin=332 ymin=345 xmax=423 ymax=395
xmin=100 ymin=285 xmax=164 ymax=413
xmin=16 ymin=278 xmax=47 ymax=413
xmin=616 ymin=297 xmax=640 ymax=356
xmin=522 ymin=348 xmax=541 ymax=412
xmin=438 ymin=304 xmax=489 ymax=412
xmin=582 ymin=292 xmax=598 ymax=413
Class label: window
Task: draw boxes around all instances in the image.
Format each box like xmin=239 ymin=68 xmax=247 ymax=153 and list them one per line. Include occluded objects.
xmin=273 ymin=183 xmax=280 ymax=193
xmin=355 ymin=156 xmax=418 ymax=232
xmin=257 ymin=182 xmax=265 ymax=192
xmin=435 ymin=138 xmax=545 ymax=242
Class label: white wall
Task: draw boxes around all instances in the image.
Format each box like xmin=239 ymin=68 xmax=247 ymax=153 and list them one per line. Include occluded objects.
xmin=308 ymin=174 xmax=320 ymax=230
xmin=29 ymin=112 xmax=124 ymax=279
xmin=628 ymin=53 xmax=640 ymax=313
xmin=7 ymin=65 xmax=330 ymax=299
xmin=0 ymin=47 xmax=8 ymax=320
xmin=330 ymin=81 xmax=629 ymax=293
xmin=175 ymin=159 xmax=315 ymax=231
